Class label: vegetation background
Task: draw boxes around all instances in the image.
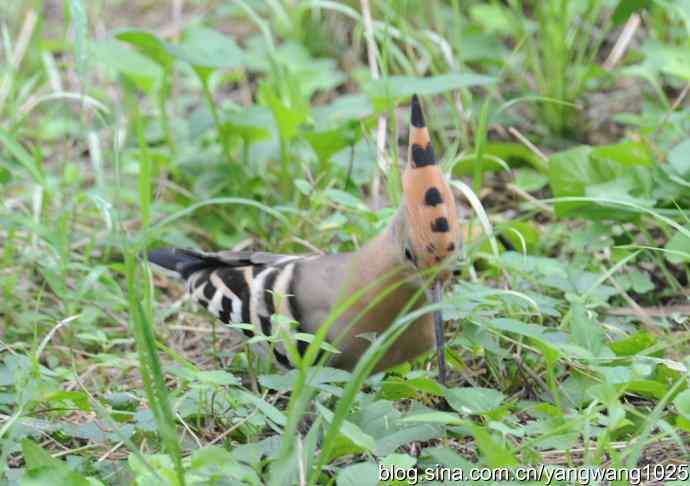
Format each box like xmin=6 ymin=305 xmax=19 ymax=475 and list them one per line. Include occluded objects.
xmin=1 ymin=0 xmax=689 ymax=484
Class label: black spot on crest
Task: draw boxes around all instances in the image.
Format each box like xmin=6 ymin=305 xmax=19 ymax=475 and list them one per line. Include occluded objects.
xmin=411 ymin=94 xmax=425 ymax=127
xmin=411 ymin=143 xmax=436 ymax=167
xmin=431 ymin=217 xmax=449 ymax=233
xmin=424 ymin=187 xmax=443 ymax=206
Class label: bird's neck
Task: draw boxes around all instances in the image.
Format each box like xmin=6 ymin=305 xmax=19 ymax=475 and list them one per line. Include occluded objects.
xmin=330 ymin=208 xmax=430 ymax=369
xmin=343 ymin=206 xmax=424 ymax=309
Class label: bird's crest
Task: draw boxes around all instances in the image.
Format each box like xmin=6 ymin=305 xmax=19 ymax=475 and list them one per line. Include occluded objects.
xmin=402 ymin=94 xmax=460 ymax=270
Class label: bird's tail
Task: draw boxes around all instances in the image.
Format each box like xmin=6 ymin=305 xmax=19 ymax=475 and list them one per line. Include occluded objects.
xmin=147 ymin=248 xmax=212 ymax=279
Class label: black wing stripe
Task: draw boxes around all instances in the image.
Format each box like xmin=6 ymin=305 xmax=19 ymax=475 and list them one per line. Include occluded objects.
xmin=274 ymin=350 xmax=292 ymax=368
xmin=258 ymin=268 xmax=279 ymax=336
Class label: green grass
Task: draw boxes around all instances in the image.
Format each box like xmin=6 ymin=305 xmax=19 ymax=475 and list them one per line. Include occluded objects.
xmin=1 ymin=1 xmax=690 ymax=485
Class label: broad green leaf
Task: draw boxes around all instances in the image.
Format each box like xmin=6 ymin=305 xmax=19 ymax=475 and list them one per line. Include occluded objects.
xmin=326 ymin=435 xmax=367 ymax=461
xmin=115 ymin=29 xmax=174 ymax=68
xmin=223 ymin=106 xmax=272 ymax=143
xmin=548 ymin=145 xmax=653 ymax=218
xmin=166 ymin=366 xmax=240 ymax=386
xmin=21 ymin=439 xmax=63 ymax=469
xmin=244 ymin=39 xmax=345 ymax=96
xmin=668 ymin=139 xmax=690 ymax=178
xmin=45 ymin=390 xmax=91 ymax=412
xmin=312 ymin=94 xmax=374 ymax=127
xmin=612 ymin=0 xmax=651 ymax=26
xmin=626 ymin=380 xmax=670 ymax=399
xmin=293 ymin=333 xmax=341 ymax=353
xmin=570 ymin=303 xmax=606 ymax=357
xmin=514 ymin=167 xmax=549 ymax=191
xmin=422 ymin=446 xmax=475 ymax=469
xmin=406 ymin=377 xmax=444 ymax=396
xmin=62 ymin=422 xmax=134 ymax=442
xmin=610 ymin=331 xmax=656 ymax=356
xmin=469 ymin=4 xmax=515 ymax=35
xmin=237 ymin=390 xmax=287 ymax=426
xmin=90 ymin=39 xmax=162 ymax=92
xmin=261 ymin=88 xmax=308 ymax=141
xmin=638 ymin=40 xmax=690 ymax=80
xmin=594 ymin=365 xmax=634 ymax=384
xmin=668 ymin=0 xmax=690 ymax=34
xmin=318 ymin=213 xmax=348 ymax=231
xmin=259 ymin=367 xmax=351 ymax=390
xmin=378 ymin=377 xmax=420 ymax=401
xmin=380 ymin=453 xmax=416 ymax=469
xmin=591 ymin=141 xmax=652 ymax=166
xmin=401 ymin=411 xmax=464 ymax=425
xmin=21 ymin=467 xmax=93 ymax=486
xmin=332 ymin=140 xmax=377 ymax=185
xmin=0 ymin=165 xmax=11 ymax=185
xmin=165 ymin=26 xmax=243 ymax=70
xmin=677 ymin=415 xmax=690 ymax=432
xmin=336 ymin=462 xmax=379 ymax=486
xmin=232 ymin=436 xmax=281 ymax=466
xmin=488 ymin=318 xmax=545 ymax=339
xmin=446 ymin=387 xmax=505 ymax=415
xmin=375 ymin=424 xmax=441 ymax=456
xmin=588 ymin=383 xmax=623 ymax=406
xmin=499 ymin=252 xmax=566 ymax=277
xmin=21 ymin=439 xmax=98 ymax=485
xmin=673 ymin=390 xmax=690 ymax=420
xmin=303 ymin=124 xmax=360 ymax=163
xmin=459 ymin=31 xmax=509 ymax=61
xmin=533 ymin=338 xmax=562 ymax=367
xmin=195 ymin=369 xmax=241 ymax=386
xmin=469 ymin=425 xmax=519 ymax=467
xmin=323 ymin=188 xmax=369 ymax=212
xmin=128 ymin=453 xmax=178 ymax=486
xmin=189 ymin=446 xmax=260 ymax=484
xmin=665 ymin=224 xmax=690 ymax=264
xmin=364 ymin=74 xmax=496 ymax=111
xmin=498 ymin=221 xmax=541 ymax=252
xmin=317 ymin=403 xmax=376 ymax=452
xmin=616 ymin=270 xmax=655 ymax=294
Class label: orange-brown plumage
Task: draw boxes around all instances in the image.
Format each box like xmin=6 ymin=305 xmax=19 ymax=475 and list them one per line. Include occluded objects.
xmin=403 ymin=95 xmax=460 ymax=272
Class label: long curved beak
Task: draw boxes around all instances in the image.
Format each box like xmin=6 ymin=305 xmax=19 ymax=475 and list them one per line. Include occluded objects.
xmin=431 ymin=280 xmax=447 ymax=385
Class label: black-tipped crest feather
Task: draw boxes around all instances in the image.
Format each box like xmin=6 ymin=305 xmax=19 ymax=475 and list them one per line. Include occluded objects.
xmin=410 ymin=94 xmax=425 ymax=127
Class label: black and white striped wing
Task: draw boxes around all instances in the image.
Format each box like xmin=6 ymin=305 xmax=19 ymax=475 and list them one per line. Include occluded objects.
xmin=148 ymin=248 xmax=311 ymax=368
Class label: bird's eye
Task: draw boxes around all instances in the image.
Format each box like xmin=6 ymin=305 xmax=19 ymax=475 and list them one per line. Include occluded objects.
xmin=404 ymin=247 xmax=415 ymax=263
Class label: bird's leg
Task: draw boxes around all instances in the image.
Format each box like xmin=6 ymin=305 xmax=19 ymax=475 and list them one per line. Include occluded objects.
xmin=431 ymin=280 xmax=446 ymax=385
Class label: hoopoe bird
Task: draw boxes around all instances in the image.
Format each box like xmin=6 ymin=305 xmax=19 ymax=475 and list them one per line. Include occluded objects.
xmin=148 ymin=94 xmax=461 ymax=384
